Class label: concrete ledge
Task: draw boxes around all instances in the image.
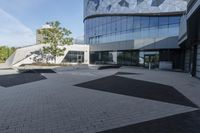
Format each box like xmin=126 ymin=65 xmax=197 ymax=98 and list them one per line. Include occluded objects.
xmin=89 ymin=64 xmax=121 ymax=70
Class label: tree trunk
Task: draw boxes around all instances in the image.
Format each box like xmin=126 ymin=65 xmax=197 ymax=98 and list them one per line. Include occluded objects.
xmin=54 ymin=56 xmax=56 ymax=64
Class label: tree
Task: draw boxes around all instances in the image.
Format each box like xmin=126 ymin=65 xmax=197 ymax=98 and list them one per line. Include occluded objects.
xmin=38 ymin=21 xmax=73 ymax=63
xmin=0 ymin=46 xmax=16 ymax=63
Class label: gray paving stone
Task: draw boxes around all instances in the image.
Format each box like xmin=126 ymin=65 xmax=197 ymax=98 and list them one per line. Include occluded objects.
xmin=0 ymin=68 xmax=199 ymax=132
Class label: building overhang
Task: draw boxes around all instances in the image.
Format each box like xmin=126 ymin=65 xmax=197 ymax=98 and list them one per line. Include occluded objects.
xmin=84 ymin=0 xmax=187 ymax=20
xmin=84 ymin=11 xmax=185 ymax=21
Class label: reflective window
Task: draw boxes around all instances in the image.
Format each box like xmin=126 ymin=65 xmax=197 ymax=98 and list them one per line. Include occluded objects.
xmin=141 ymin=17 xmax=149 ymax=28
xmin=121 ymin=17 xmax=127 ymax=31
xmin=134 ymin=16 xmax=141 ymax=29
xmin=85 ymin=15 xmax=181 ymax=44
xmin=159 ymin=17 xmax=169 ymax=26
xmin=127 ymin=17 xmax=134 ymax=30
xmin=62 ymin=51 xmax=84 ymax=63
xmin=169 ymin=16 xmax=180 ymax=24
xmin=116 ymin=21 xmax=121 ymax=32
xmin=150 ymin=17 xmax=159 ymax=27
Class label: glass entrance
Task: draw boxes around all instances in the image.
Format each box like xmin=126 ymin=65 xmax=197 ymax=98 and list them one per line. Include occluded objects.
xmin=144 ymin=54 xmax=159 ymax=69
xmin=77 ymin=55 xmax=83 ymax=63
xmin=62 ymin=51 xmax=84 ymax=63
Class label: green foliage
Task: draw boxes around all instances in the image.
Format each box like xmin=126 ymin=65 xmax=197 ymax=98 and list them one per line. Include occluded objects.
xmin=38 ymin=21 xmax=73 ymax=63
xmin=0 ymin=46 xmax=16 ymax=63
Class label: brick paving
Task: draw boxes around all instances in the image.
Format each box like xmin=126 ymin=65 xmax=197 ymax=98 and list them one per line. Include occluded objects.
xmin=0 ymin=68 xmax=199 ymax=133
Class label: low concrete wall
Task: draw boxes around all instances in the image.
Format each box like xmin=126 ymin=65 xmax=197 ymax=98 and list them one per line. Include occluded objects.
xmin=159 ymin=61 xmax=173 ymax=70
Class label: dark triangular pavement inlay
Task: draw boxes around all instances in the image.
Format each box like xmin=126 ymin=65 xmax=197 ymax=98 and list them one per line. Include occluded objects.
xmin=75 ymin=76 xmax=197 ymax=108
xmin=22 ymin=69 xmax=56 ymax=73
xmin=99 ymin=110 xmax=200 ymax=133
xmin=0 ymin=73 xmax=47 ymax=87
xmin=98 ymin=65 xmax=121 ymax=70
xmin=115 ymin=72 xmax=141 ymax=75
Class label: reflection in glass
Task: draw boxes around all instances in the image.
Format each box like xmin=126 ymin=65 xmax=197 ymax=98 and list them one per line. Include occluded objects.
xmin=85 ymin=15 xmax=181 ymax=44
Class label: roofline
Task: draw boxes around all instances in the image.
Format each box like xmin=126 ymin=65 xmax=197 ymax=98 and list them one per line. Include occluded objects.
xmin=83 ymin=11 xmax=186 ymax=21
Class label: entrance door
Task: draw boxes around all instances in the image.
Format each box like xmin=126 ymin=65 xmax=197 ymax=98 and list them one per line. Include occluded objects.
xmin=77 ymin=55 xmax=83 ymax=63
xmin=144 ymin=55 xmax=159 ymax=69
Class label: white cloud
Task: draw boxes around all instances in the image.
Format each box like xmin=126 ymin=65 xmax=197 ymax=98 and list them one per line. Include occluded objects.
xmin=0 ymin=0 xmax=46 ymax=13
xmin=0 ymin=8 xmax=35 ymax=47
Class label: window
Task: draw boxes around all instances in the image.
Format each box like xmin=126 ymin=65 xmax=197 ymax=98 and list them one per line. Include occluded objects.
xmin=159 ymin=17 xmax=169 ymax=26
xmin=63 ymin=51 xmax=84 ymax=63
xmin=111 ymin=16 xmax=117 ymax=22
xmin=85 ymin=15 xmax=181 ymax=44
xmin=168 ymin=24 xmax=179 ymax=36
xmin=159 ymin=25 xmax=168 ymax=37
xmin=99 ymin=25 xmax=103 ymax=35
xmin=102 ymin=25 xmax=106 ymax=35
xmin=134 ymin=16 xmax=141 ymax=29
xmin=116 ymin=20 xmax=121 ymax=32
xmin=141 ymin=28 xmax=149 ymax=38
xmin=106 ymin=23 xmax=112 ymax=34
xmin=111 ymin=22 xmax=116 ymax=33
xmin=102 ymin=17 xmax=106 ymax=25
xmin=141 ymin=17 xmax=149 ymax=28
xmin=106 ymin=16 xmax=112 ymax=24
xmin=169 ymin=16 xmax=180 ymax=24
xmin=121 ymin=16 xmax=127 ymax=31
xmin=127 ymin=16 xmax=134 ymax=30
xmin=150 ymin=17 xmax=159 ymax=27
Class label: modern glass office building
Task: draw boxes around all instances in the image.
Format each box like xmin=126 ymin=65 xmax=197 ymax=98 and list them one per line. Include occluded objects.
xmin=84 ymin=0 xmax=187 ymax=69
xmin=85 ymin=16 xmax=181 ymax=45
xmin=178 ymin=0 xmax=200 ymax=78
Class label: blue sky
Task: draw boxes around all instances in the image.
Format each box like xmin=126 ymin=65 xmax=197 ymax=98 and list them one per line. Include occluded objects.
xmin=0 ymin=0 xmax=84 ymax=47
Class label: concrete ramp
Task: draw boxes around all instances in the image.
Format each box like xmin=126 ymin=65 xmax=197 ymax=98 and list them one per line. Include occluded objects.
xmin=0 ymin=63 xmax=12 ymax=69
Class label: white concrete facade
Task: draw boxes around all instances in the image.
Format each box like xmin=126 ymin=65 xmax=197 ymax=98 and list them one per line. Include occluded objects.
xmin=4 ymin=44 xmax=90 ymax=68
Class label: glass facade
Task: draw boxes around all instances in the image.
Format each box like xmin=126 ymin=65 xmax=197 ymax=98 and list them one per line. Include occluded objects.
xmin=84 ymin=15 xmax=181 ymax=44
xmin=117 ymin=51 xmax=139 ymax=66
xmin=90 ymin=51 xmax=139 ymax=65
xmin=62 ymin=51 xmax=84 ymax=63
xmin=89 ymin=50 xmax=182 ymax=68
xmin=90 ymin=51 xmax=113 ymax=64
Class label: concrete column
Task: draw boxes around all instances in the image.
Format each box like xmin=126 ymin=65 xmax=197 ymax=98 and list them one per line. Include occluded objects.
xmin=112 ymin=52 xmax=118 ymax=64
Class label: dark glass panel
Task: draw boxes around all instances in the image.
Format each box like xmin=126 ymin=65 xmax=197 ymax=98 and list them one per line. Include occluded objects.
xmin=106 ymin=16 xmax=112 ymax=23
xmin=169 ymin=16 xmax=181 ymax=24
xmin=106 ymin=23 xmax=112 ymax=34
xmin=84 ymin=15 xmax=181 ymax=44
xmin=127 ymin=16 xmax=134 ymax=30
xmin=111 ymin=22 xmax=116 ymax=33
xmin=134 ymin=16 xmax=141 ymax=29
xmin=99 ymin=25 xmax=103 ymax=35
xmin=159 ymin=17 xmax=169 ymax=26
xmin=121 ymin=17 xmax=127 ymax=31
xmin=117 ymin=51 xmax=139 ymax=66
xmin=63 ymin=51 xmax=84 ymax=63
xmin=141 ymin=17 xmax=149 ymax=28
xmin=116 ymin=20 xmax=121 ymax=32
xmin=102 ymin=25 xmax=106 ymax=35
xmin=150 ymin=17 xmax=159 ymax=27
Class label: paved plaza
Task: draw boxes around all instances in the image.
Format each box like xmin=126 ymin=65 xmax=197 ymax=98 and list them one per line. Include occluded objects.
xmin=0 ymin=67 xmax=200 ymax=133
